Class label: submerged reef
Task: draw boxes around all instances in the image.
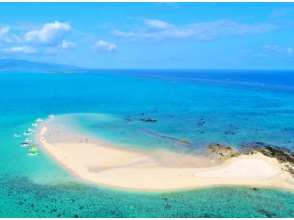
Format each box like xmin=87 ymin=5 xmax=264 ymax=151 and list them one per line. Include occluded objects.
xmin=142 ymin=129 xmax=192 ymax=145
xmin=207 ymin=142 xmax=294 ymax=177
xmin=140 ymin=118 xmax=158 ymax=123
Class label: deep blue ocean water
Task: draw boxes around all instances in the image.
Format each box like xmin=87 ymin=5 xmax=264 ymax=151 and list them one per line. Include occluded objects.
xmin=0 ymin=69 xmax=293 ymax=217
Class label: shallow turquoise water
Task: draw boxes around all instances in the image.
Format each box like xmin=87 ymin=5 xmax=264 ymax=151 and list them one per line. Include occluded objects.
xmin=0 ymin=70 xmax=293 ymax=217
xmin=1 ymin=176 xmax=294 ymax=218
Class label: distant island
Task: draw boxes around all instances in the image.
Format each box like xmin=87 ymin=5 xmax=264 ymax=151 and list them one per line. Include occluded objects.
xmin=0 ymin=59 xmax=87 ymax=73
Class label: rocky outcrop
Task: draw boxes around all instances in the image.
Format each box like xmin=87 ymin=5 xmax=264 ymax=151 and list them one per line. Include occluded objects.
xmin=241 ymin=142 xmax=294 ymax=163
xmin=140 ymin=118 xmax=157 ymax=123
xmin=207 ymin=143 xmax=240 ymax=161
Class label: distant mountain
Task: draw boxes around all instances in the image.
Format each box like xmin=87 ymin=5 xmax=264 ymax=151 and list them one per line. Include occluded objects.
xmin=0 ymin=59 xmax=87 ymax=73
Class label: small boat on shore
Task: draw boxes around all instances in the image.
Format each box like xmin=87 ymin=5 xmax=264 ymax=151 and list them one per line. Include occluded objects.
xmin=36 ymin=118 xmax=43 ymax=122
xmin=27 ymin=151 xmax=39 ymax=156
xmin=21 ymin=142 xmax=30 ymax=147
xmin=28 ymin=128 xmax=35 ymax=132
xmin=23 ymin=131 xmax=32 ymax=136
xmin=25 ymin=138 xmax=32 ymax=142
xmin=49 ymin=114 xmax=55 ymax=118
xmin=13 ymin=134 xmax=22 ymax=138
xmin=32 ymin=123 xmax=38 ymax=127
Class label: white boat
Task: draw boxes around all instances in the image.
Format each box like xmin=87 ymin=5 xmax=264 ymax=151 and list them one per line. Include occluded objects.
xmin=25 ymin=138 xmax=32 ymax=142
xmin=32 ymin=123 xmax=38 ymax=127
xmin=36 ymin=118 xmax=43 ymax=122
xmin=23 ymin=131 xmax=32 ymax=136
xmin=21 ymin=142 xmax=30 ymax=147
xmin=27 ymin=151 xmax=39 ymax=156
xmin=49 ymin=114 xmax=55 ymax=118
xmin=28 ymin=128 xmax=35 ymax=132
xmin=13 ymin=134 xmax=22 ymax=138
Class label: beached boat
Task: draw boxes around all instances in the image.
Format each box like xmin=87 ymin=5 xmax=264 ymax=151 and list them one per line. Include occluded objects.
xmin=32 ymin=123 xmax=38 ymax=127
xmin=23 ymin=131 xmax=32 ymax=136
xmin=36 ymin=118 xmax=43 ymax=122
xmin=13 ymin=134 xmax=22 ymax=138
xmin=49 ymin=114 xmax=55 ymax=118
xmin=27 ymin=151 xmax=39 ymax=156
xmin=25 ymin=138 xmax=32 ymax=142
xmin=21 ymin=142 xmax=30 ymax=147
xmin=28 ymin=128 xmax=35 ymax=132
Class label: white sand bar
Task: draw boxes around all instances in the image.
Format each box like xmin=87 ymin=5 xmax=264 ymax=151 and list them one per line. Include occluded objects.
xmin=194 ymin=159 xmax=278 ymax=179
xmin=37 ymin=120 xmax=294 ymax=191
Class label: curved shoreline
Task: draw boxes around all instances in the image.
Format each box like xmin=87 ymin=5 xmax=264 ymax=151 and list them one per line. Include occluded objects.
xmin=37 ymin=119 xmax=294 ymax=192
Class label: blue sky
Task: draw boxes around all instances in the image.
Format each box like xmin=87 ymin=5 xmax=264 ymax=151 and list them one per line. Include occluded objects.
xmin=0 ymin=2 xmax=294 ymax=70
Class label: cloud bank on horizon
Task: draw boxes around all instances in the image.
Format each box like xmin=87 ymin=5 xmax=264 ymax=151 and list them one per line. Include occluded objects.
xmin=0 ymin=2 xmax=293 ymax=70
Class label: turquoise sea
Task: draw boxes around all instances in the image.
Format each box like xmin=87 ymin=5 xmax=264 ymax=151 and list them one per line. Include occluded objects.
xmin=0 ymin=70 xmax=294 ymax=217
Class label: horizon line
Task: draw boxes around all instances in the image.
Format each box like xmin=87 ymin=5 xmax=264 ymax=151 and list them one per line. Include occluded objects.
xmin=0 ymin=58 xmax=294 ymax=72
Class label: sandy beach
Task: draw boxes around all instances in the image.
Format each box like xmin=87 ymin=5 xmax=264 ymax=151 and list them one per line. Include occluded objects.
xmin=37 ymin=121 xmax=294 ymax=191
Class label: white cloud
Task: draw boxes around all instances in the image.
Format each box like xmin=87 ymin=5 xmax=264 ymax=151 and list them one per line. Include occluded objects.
xmin=58 ymin=40 xmax=76 ymax=49
xmin=0 ymin=26 xmax=10 ymax=43
xmin=112 ymin=30 xmax=135 ymax=37
xmin=3 ymin=46 xmax=37 ymax=54
xmin=271 ymin=9 xmax=293 ymax=18
xmin=93 ymin=40 xmax=117 ymax=52
xmin=0 ymin=26 xmax=10 ymax=35
xmin=0 ymin=21 xmax=76 ymax=56
xmin=263 ymin=44 xmax=294 ymax=55
xmin=144 ymin=19 xmax=170 ymax=29
xmin=113 ymin=19 xmax=276 ymax=41
xmin=0 ymin=26 xmax=19 ymax=43
xmin=24 ymin=21 xmax=71 ymax=46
